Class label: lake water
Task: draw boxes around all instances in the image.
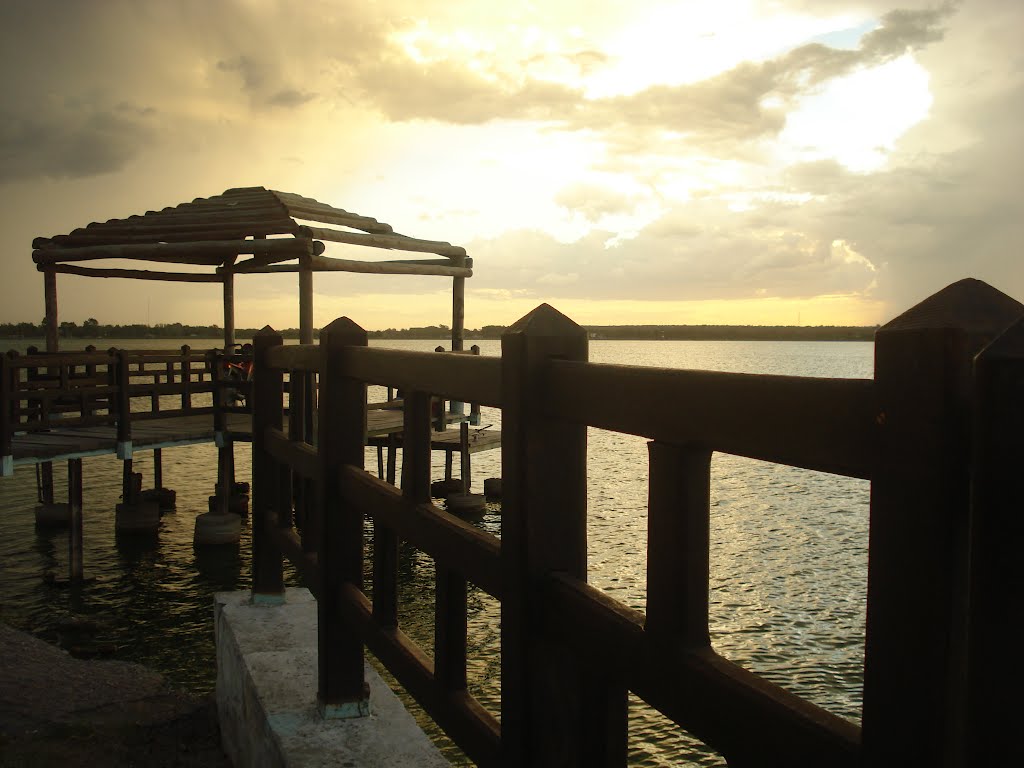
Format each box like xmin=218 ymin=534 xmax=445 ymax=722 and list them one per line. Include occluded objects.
xmin=0 ymin=337 xmax=873 ymax=766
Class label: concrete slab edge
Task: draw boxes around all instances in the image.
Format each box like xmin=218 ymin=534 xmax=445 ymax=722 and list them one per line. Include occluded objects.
xmin=214 ymin=588 xmax=449 ymax=768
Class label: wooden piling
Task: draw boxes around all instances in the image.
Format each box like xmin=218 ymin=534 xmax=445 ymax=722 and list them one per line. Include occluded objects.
xmin=68 ymin=458 xmax=83 ymax=582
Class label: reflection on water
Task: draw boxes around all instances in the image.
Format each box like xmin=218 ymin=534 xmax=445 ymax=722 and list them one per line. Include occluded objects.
xmin=0 ymin=338 xmax=873 ymax=766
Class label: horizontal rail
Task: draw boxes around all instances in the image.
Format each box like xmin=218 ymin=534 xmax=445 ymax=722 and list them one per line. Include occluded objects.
xmin=336 ymin=583 xmax=501 ymax=768
xmin=131 ymin=406 xmax=215 ymax=421
xmin=264 ymin=428 xmax=321 ymax=481
xmin=266 ymin=344 xmax=320 ymax=372
xmin=338 ymin=347 xmax=501 ymax=406
xmin=547 ymin=360 xmax=876 ymax=478
xmin=339 ymin=467 xmax=502 ymax=598
xmin=543 ymin=574 xmax=860 ymax=766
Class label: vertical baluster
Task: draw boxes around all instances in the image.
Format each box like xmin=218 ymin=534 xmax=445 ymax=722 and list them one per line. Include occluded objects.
xmin=645 ymin=442 xmax=711 ymax=647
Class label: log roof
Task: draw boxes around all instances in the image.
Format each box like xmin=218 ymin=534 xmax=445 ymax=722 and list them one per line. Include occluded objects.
xmin=31 ymin=186 xmax=471 ymax=281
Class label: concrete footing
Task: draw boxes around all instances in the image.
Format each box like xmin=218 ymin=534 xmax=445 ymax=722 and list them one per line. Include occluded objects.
xmin=194 ymin=513 xmax=242 ymax=545
xmin=114 ymin=501 xmax=161 ymax=533
xmin=35 ymin=503 xmax=70 ymax=526
xmin=214 ymin=588 xmax=449 ymax=768
xmin=446 ymin=492 xmax=487 ymax=516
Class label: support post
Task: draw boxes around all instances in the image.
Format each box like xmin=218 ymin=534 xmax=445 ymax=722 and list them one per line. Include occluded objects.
xmin=115 ymin=350 xmax=132 ymax=459
xmin=862 ymin=279 xmax=1024 ymax=766
xmin=501 ymin=303 xmax=620 ymax=766
xmin=44 ymin=268 xmax=58 ymax=353
xmin=1 ymin=354 xmax=12 ymax=477
xmin=299 ymin=254 xmax=314 ymax=345
xmin=68 ymin=458 xmax=83 ymax=582
xmin=41 ymin=269 xmax=58 ymax=505
xmin=223 ymin=272 xmax=235 ymax=350
xmin=252 ymin=326 xmax=285 ymax=601
xmin=967 ymin=316 xmax=1024 ymax=764
xmin=317 ymin=316 xmax=370 ymax=718
xmin=452 ymin=273 xmax=465 ymax=352
xmin=153 ymin=448 xmax=163 ymax=491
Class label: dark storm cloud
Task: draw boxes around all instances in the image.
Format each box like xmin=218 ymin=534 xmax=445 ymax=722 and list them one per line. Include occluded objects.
xmin=0 ymin=102 xmax=156 ymax=182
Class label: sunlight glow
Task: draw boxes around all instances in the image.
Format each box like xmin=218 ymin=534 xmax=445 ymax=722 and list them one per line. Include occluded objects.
xmin=781 ymin=55 xmax=933 ymax=171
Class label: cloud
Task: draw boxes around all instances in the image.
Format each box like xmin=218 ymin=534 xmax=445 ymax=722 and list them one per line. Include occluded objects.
xmin=0 ymin=100 xmax=156 ymax=182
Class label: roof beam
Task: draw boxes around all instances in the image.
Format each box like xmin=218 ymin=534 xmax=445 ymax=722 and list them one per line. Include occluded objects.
xmin=297 ymin=226 xmax=467 ymax=258
xmin=32 ymin=238 xmax=322 ymax=266
xmin=46 ymin=264 xmax=224 ymax=282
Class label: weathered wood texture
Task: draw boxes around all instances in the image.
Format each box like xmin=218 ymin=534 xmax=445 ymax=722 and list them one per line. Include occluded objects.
xmin=241 ymin=278 xmax=1023 ymax=768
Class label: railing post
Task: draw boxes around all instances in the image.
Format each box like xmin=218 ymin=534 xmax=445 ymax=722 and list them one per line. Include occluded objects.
xmin=252 ymin=326 xmax=285 ymax=602
xmin=1 ymin=355 xmax=12 ymax=477
xmin=863 ymin=279 xmax=1024 ymax=767
xmin=115 ymin=350 xmax=132 ymax=460
xmin=180 ymin=345 xmax=191 ymax=412
xmin=502 ymin=303 xmax=610 ymax=767
xmin=318 ymin=317 xmax=370 ymax=718
xmin=966 ymin=315 xmax=1024 ymax=765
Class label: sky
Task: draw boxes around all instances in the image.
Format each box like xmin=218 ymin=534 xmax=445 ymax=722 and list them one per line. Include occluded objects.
xmin=0 ymin=0 xmax=1021 ymax=332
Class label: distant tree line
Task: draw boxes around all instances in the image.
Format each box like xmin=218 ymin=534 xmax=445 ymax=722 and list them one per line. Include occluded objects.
xmin=0 ymin=319 xmax=311 ymax=340
xmin=1 ymin=319 xmax=877 ymax=342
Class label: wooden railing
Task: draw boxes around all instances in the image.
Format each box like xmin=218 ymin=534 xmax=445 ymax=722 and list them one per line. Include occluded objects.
xmin=1 ymin=345 xmax=218 ymax=471
xmin=250 ymin=279 xmax=1024 ymax=767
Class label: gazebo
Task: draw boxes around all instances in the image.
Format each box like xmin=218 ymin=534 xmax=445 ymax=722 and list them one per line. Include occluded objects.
xmin=31 ymin=186 xmax=472 ymax=351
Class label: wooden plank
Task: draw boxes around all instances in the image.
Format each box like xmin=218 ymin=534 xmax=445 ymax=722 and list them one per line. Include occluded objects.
xmin=546 ymin=360 xmax=876 ymax=479
xmin=339 ymin=347 xmax=500 ymax=407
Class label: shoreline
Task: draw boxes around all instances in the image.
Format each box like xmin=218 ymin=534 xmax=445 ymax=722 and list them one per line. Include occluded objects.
xmin=0 ymin=623 xmax=229 ymax=767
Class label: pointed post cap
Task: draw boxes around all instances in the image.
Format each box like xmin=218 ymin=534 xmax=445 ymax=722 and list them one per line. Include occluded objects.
xmin=504 ymin=303 xmax=585 ymax=337
xmin=882 ymin=278 xmax=1024 ymax=336
xmin=320 ymin=316 xmax=367 ymax=345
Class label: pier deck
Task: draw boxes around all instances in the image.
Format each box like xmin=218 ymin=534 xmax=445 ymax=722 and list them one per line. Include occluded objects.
xmin=8 ymin=413 xmax=252 ymax=466
xmin=8 ymin=409 xmax=500 ymax=468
